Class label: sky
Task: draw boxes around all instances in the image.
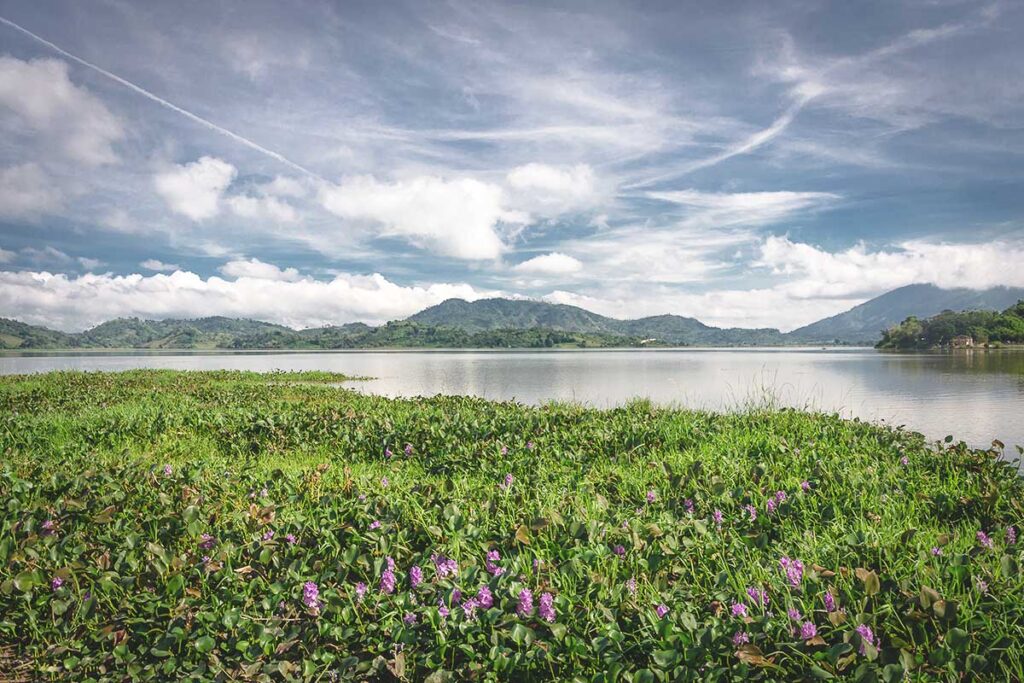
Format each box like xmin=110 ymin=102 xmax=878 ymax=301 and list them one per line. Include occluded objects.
xmin=0 ymin=0 xmax=1022 ymax=332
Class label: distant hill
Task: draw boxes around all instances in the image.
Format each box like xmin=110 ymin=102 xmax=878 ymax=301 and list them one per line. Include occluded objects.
xmin=410 ymin=298 xmax=786 ymax=345
xmin=789 ymin=284 xmax=1024 ymax=343
xmin=3 ymin=284 xmax=1022 ymax=349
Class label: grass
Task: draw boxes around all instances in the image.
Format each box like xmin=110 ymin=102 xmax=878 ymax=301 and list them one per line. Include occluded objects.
xmin=1 ymin=370 xmax=1022 ymax=681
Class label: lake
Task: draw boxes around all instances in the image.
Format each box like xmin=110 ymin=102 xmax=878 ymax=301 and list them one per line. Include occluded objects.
xmin=2 ymin=348 xmax=1022 ymax=450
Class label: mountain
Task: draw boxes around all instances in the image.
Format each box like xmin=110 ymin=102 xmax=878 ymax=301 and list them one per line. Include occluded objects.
xmin=410 ymin=298 xmax=787 ymax=345
xmin=75 ymin=317 xmax=292 ymax=349
xmin=789 ymin=284 xmax=1024 ymax=343
xmin=0 ymin=318 xmax=77 ymax=349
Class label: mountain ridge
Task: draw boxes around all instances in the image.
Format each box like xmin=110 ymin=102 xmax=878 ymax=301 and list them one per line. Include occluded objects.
xmin=2 ymin=284 xmax=1022 ymax=349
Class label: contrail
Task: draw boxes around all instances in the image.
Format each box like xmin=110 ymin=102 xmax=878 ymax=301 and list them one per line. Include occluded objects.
xmin=0 ymin=15 xmax=326 ymax=182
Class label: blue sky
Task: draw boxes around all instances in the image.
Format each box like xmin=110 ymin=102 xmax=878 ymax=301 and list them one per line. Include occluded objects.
xmin=0 ymin=0 xmax=1022 ymax=331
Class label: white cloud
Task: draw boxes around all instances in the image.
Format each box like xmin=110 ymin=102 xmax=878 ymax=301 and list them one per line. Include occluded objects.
xmin=140 ymin=259 xmax=179 ymax=272
xmin=77 ymin=257 xmax=102 ymax=270
xmin=756 ymin=236 xmax=1024 ymax=299
xmin=263 ymin=176 xmax=307 ymax=198
xmin=0 ymin=164 xmax=63 ymax=219
xmin=319 ymin=175 xmax=526 ymax=259
xmin=647 ymin=190 xmax=839 ymax=230
xmin=21 ymin=246 xmax=73 ymax=265
xmin=225 ymin=194 xmax=299 ymax=223
xmin=154 ymin=156 xmax=237 ymax=221
xmin=506 ymin=163 xmax=601 ymax=215
xmin=0 ymin=56 xmax=123 ymax=165
xmin=0 ymin=247 xmax=15 ymax=264
xmin=512 ymin=252 xmax=583 ymax=275
xmin=219 ymin=257 xmax=301 ymax=282
xmin=222 ymin=33 xmax=310 ymax=81
xmin=0 ymin=268 xmax=498 ymax=331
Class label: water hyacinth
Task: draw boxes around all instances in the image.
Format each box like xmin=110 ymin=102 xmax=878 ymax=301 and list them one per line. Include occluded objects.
xmin=369 ymin=520 xmax=381 ymax=530
xmin=732 ymin=631 xmax=750 ymax=645
xmin=766 ymin=497 xmax=777 ymax=513
xmin=646 ymin=490 xmax=656 ymax=503
xmin=162 ymin=464 xmax=172 ymax=476
xmin=462 ymin=598 xmax=479 ymax=620
xmin=476 ymin=585 xmax=494 ymax=609
xmin=712 ymin=509 xmax=724 ymax=527
xmin=1008 ymin=526 xmax=1018 ymax=545
xmin=539 ymin=592 xmax=555 ymax=622
xmin=437 ymin=598 xmax=450 ymax=620
xmin=613 ymin=544 xmax=626 ymax=557
xmin=626 ymin=577 xmax=637 ymax=595
xmin=854 ymin=624 xmax=877 ymax=655
xmin=900 ymin=455 xmax=910 ymax=466
xmin=787 ymin=608 xmax=801 ymax=620
xmin=800 ymin=622 xmax=818 ymax=640
xmin=485 ymin=549 xmax=504 ymax=576
xmin=262 ymin=530 xmax=274 ymax=541
xmin=730 ymin=601 xmax=747 ymax=618
xmin=432 ymin=553 xmax=459 ymax=578
xmin=800 ymin=480 xmax=811 ymax=492
xmin=744 ymin=505 xmax=757 ymax=521
xmin=655 ymin=603 xmax=669 ymax=618
xmin=500 ymin=473 xmax=514 ymax=490
xmin=302 ymin=581 xmax=321 ymax=614
xmin=384 ymin=447 xmax=393 ymax=459
xmin=684 ymin=498 xmax=694 ymax=514
xmin=409 ymin=565 xmax=423 ymax=588
xmin=977 ymin=530 xmax=994 ymax=549
xmin=285 ymin=533 xmax=297 ymax=545
xmin=780 ymin=556 xmax=804 ymax=587
xmin=40 ymin=519 xmax=56 ymax=535
xmin=823 ymin=591 xmax=837 ymax=612
xmin=381 ymin=476 xmax=389 ymax=488
xmin=354 ymin=582 xmax=367 ymax=601
xmin=931 ymin=546 xmax=943 ymax=556
xmin=516 ymin=588 xmax=534 ymax=618
xmin=380 ymin=565 xmax=396 ymax=594
xmin=976 ymin=578 xmax=989 ymax=595
xmin=199 ymin=533 xmax=215 ymax=550
xmin=746 ymin=587 xmax=768 ymax=607
xmin=404 ymin=443 xmax=413 ymax=456
xmin=403 ymin=612 xmax=417 ymax=625
xmin=51 ymin=576 xmax=63 ymax=591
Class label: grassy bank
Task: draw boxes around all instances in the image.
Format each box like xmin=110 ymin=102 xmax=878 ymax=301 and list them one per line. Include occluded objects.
xmin=1 ymin=371 xmax=1022 ymax=681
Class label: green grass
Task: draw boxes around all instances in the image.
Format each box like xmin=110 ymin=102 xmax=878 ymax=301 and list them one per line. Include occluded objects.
xmin=1 ymin=371 xmax=1022 ymax=681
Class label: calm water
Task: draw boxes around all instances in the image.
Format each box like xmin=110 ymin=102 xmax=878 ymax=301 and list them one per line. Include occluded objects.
xmin=2 ymin=348 xmax=1023 ymax=449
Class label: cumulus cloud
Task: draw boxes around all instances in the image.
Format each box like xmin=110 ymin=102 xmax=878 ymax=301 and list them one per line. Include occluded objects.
xmin=0 ymin=56 xmax=123 ymax=165
xmin=756 ymin=236 xmax=1024 ymax=299
xmin=319 ymin=175 xmax=526 ymax=259
xmin=140 ymin=259 xmax=179 ymax=272
xmin=0 ymin=164 xmax=63 ymax=219
xmin=512 ymin=252 xmax=583 ymax=275
xmin=225 ymin=194 xmax=299 ymax=223
xmin=219 ymin=257 xmax=301 ymax=282
xmin=154 ymin=156 xmax=237 ymax=221
xmin=0 ymin=268 xmax=498 ymax=332
xmin=506 ymin=163 xmax=601 ymax=216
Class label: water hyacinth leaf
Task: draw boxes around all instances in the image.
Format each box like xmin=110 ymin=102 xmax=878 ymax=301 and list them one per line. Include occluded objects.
xmin=946 ymin=628 xmax=969 ymax=652
xmin=810 ymin=665 xmax=836 ymax=680
xmin=515 ymin=524 xmax=531 ymax=545
xmin=194 ymin=635 xmax=215 ymax=654
xmin=652 ymin=650 xmax=679 ymax=668
xmin=1000 ymin=554 xmax=1018 ymax=577
xmin=855 ymin=568 xmax=880 ymax=596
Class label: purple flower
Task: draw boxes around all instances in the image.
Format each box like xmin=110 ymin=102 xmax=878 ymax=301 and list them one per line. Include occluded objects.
xmin=51 ymin=576 xmax=63 ymax=591
xmin=432 ymin=553 xmax=459 ymax=578
xmin=931 ymin=546 xmax=942 ymax=556
xmin=201 ymin=555 xmax=211 ymax=565
xmin=516 ymin=588 xmax=534 ymax=618
xmin=800 ymin=622 xmax=817 ymax=640
xmin=404 ymin=443 xmax=413 ymax=456
xmin=476 ymin=585 xmax=494 ymax=609
xmin=730 ymin=601 xmax=747 ymax=618
xmin=684 ymin=498 xmax=695 ymax=514
xmin=358 ymin=493 xmax=366 ymax=502
xmin=538 ymin=592 xmax=555 ymax=622
xmin=451 ymin=589 xmax=462 ymax=604
xmin=500 ymin=473 xmax=514 ymax=490
xmin=613 ymin=544 xmax=626 ymax=557
xmin=646 ymin=490 xmax=656 ymax=503
xmin=744 ymin=505 xmax=757 ymax=522
xmin=823 ymin=591 xmax=836 ymax=612
xmin=766 ymin=498 xmax=777 ymax=513
xmin=438 ymin=599 xmax=450 ymax=619
xmin=262 ymin=530 xmax=274 ymax=541
xmin=626 ymin=577 xmax=637 ymax=595
xmin=977 ymin=530 xmax=993 ymax=549
xmin=462 ymin=597 xmax=479 ymax=620
xmin=163 ymin=464 xmax=173 ymax=477
xmin=355 ymin=582 xmax=367 ymax=601
xmin=260 ymin=487 xmax=268 ymax=498
xmin=732 ymin=631 xmax=750 ymax=645
xmin=655 ymin=603 xmax=669 ymax=619
xmin=403 ymin=612 xmax=417 ymax=624
xmin=381 ymin=476 xmax=389 ymax=488
xmin=485 ymin=549 xmax=504 ymax=576
xmin=410 ymin=565 xmax=423 ymax=588
xmin=854 ymin=624 xmax=876 ymax=655
xmin=532 ymin=558 xmax=540 ymax=571
xmin=369 ymin=520 xmax=381 ymax=530
xmin=199 ymin=533 xmax=215 ymax=550
xmin=787 ymin=608 xmax=802 ymax=620
xmin=976 ymin=578 xmax=989 ymax=594
xmin=384 ymin=447 xmax=393 ymax=459
xmin=41 ymin=519 xmax=56 ymax=536
xmin=500 ymin=445 xmax=508 ymax=456
xmin=1008 ymin=526 xmax=1017 ymax=545
xmin=774 ymin=490 xmax=787 ymax=504
xmin=800 ymin=480 xmax=811 ymax=492
xmin=712 ymin=509 xmax=723 ymax=527
xmin=526 ymin=441 xmax=535 ymax=450
xmin=900 ymin=455 xmax=910 ymax=466
xmin=302 ymin=581 xmax=321 ymax=613
xmin=746 ymin=587 xmax=768 ymax=607
xmin=780 ymin=557 xmax=804 ymax=587
xmin=285 ymin=533 xmax=297 ymax=545
xmin=386 ymin=556 xmax=395 ymax=571
xmin=380 ymin=566 xmax=396 ymax=594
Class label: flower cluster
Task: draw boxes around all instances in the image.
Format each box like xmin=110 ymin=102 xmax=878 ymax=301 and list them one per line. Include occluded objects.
xmin=779 ymin=556 xmax=804 ymax=587
xmin=302 ymin=581 xmax=321 ymax=614
xmin=432 ymin=553 xmax=459 ymax=578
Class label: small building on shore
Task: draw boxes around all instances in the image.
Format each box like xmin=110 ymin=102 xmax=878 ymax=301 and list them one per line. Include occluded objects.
xmin=950 ymin=335 xmax=974 ymax=348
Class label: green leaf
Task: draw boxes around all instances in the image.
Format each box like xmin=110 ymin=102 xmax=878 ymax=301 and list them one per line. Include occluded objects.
xmin=194 ymin=635 xmax=216 ymax=654
xmin=946 ymin=628 xmax=969 ymax=653
xmin=810 ymin=665 xmax=835 ymax=680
